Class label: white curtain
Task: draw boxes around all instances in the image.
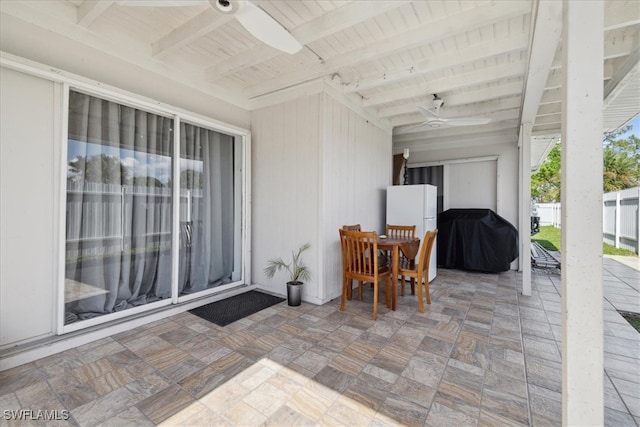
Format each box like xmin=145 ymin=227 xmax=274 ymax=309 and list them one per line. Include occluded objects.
xmin=178 ymin=123 xmax=234 ymax=294
xmin=65 ymin=91 xmax=235 ymax=323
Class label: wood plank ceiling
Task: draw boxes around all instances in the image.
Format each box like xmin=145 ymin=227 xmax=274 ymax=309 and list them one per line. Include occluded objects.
xmin=2 ymin=0 xmax=639 ymax=169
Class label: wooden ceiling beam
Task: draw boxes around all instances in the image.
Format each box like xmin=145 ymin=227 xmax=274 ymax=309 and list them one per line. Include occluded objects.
xmin=362 ymin=61 xmax=526 ymax=107
xmin=205 ymin=0 xmax=411 ymax=80
xmin=393 ymin=122 xmax=520 ymax=146
xmin=389 ymin=103 xmax=520 ymax=129
xmin=379 ymin=94 xmax=522 ymax=119
xmin=344 ymin=34 xmax=528 ymax=94
xmin=391 ymin=107 xmax=521 ymax=128
xmin=520 ymin=0 xmax=562 ymax=126
xmin=550 ymin=33 xmax=639 ymax=69
xmin=77 ymin=1 xmax=113 ymax=27
xmin=604 ymin=2 xmax=640 ymax=31
xmin=536 ymin=102 xmax=562 ymax=116
xmin=244 ymin=1 xmax=531 ymax=98
xmin=152 ymin=9 xmax=233 ymax=58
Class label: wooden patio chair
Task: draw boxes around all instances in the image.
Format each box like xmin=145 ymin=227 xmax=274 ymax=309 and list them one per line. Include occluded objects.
xmin=385 ymin=224 xmax=417 ymax=294
xmin=342 ymin=224 xmax=362 ymax=232
xmin=340 ymin=229 xmax=391 ymax=320
xmin=398 ymin=229 xmax=438 ymax=313
xmin=340 ymin=225 xmax=364 ymax=300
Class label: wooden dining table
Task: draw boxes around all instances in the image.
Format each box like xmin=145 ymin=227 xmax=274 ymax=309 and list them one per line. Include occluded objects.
xmin=377 ymin=236 xmax=420 ymax=311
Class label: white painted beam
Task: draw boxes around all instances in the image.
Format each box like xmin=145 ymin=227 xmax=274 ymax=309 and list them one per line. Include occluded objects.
xmin=603 ymin=2 xmax=640 ymax=31
xmin=544 ymin=63 xmax=614 ymax=90
xmin=152 ymin=9 xmax=233 ymax=58
xmin=532 ymin=123 xmax=561 ymax=135
xmin=206 ymin=0 xmax=411 ymax=80
xmin=540 ymin=88 xmax=562 ymax=104
xmin=245 ymin=2 xmax=531 ymax=98
xmin=604 ymin=47 xmax=640 ymax=99
xmin=422 ymin=83 xmax=524 ymax=110
xmin=393 ymin=119 xmax=521 ymax=142
xmin=534 ymin=113 xmax=561 ymax=126
xmin=390 ymin=107 xmax=520 ymax=128
xmin=550 ymin=33 xmax=638 ymax=69
xmin=77 ymin=0 xmax=113 ymax=27
xmin=393 ymin=129 xmax=519 ymax=153
xmin=343 ymin=34 xmax=528 ymax=93
xmin=536 ymin=102 xmax=562 ymax=116
xmin=521 ymin=0 xmax=562 ymax=124
xmin=363 ymin=61 xmax=526 ymax=108
xmin=0 ymin=1 xmax=249 ymax=109
xmin=561 ymin=1 xmax=604 ymax=425
xmin=380 ymin=95 xmax=522 ymax=120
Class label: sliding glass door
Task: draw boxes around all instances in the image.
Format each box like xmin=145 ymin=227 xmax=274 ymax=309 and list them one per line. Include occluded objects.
xmin=178 ymin=122 xmax=236 ymax=296
xmin=64 ymin=90 xmax=244 ymax=328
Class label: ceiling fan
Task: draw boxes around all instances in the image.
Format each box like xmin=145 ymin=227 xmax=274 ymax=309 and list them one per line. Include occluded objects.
xmin=415 ymin=95 xmax=491 ymax=129
xmin=116 ymin=0 xmax=303 ymax=54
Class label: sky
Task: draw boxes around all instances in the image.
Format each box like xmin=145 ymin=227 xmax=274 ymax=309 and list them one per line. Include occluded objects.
xmin=67 ymin=139 xmax=202 ymax=184
xmin=619 ymin=115 xmax=639 ymax=139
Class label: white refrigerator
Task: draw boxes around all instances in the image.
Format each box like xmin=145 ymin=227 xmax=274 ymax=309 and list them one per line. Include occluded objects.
xmin=386 ymin=184 xmax=438 ymax=281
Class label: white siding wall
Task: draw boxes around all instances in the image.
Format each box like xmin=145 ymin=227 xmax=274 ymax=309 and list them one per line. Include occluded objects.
xmin=1 ymin=68 xmax=59 ymax=346
xmin=251 ymin=95 xmax=322 ymax=302
xmin=407 ymin=142 xmax=519 ymax=230
xmin=251 ymin=92 xmax=392 ymax=304
xmin=446 ymin=160 xmax=498 ymax=211
xmin=320 ymin=94 xmax=392 ymax=302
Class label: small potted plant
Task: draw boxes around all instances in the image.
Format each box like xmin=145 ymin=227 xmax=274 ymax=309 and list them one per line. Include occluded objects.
xmin=264 ymin=243 xmax=311 ymax=306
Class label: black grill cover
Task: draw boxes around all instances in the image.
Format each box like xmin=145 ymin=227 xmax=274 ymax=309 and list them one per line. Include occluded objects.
xmin=437 ymin=209 xmax=519 ymax=273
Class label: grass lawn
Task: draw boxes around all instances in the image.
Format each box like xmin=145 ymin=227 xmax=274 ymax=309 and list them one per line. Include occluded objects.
xmin=532 ymin=225 xmax=637 ymax=256
xmin=532 ymin=225 xmax=561 ymax=251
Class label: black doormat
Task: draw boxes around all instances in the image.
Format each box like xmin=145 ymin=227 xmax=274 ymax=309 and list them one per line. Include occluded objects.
xmin=189 ymin=290 xmax=285 ymax=327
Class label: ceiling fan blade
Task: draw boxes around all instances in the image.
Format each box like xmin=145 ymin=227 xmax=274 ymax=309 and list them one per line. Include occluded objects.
xmin=234 ymin=1 xmax=303 ymax=54
xmin=416 ymin=105 xmax=439 ymax=119
xmin=116 ymin=0 xmax=206 ymax=6
xmin=442 ymin=117 xmax=492 ymax=126
xmin=402 ymin=122 xmax=430 ymax=132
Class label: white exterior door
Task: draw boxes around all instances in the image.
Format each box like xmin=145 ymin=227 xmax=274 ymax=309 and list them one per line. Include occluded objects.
xmin=446 ymin=160 xmax=497 ymax=211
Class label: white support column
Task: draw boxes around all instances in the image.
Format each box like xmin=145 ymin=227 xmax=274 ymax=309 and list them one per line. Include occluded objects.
xmin=561 ymin=1 xmax=604 ymax=426
xmin=519 ymin=122 xmax=532 ymax=296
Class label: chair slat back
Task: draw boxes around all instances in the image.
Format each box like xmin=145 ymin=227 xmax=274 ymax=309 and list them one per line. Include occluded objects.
xmin=386 ymin=224 xmax=416 ymax=239
xmin=418 ymin=229 xmax=438 ymax=274
xmin=342 ymin=224 xmax=362 ymax=231
xmin=342 ymin=229 xmax=379 ymax=279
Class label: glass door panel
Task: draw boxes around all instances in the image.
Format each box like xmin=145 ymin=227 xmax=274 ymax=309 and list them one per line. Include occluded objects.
xmin=64 ymin=91 xmax=174 ymax=324
xmin=178 ymin=122 xmax=240 ymax=296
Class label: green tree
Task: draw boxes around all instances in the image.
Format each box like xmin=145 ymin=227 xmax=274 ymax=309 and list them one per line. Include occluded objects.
xmin=68 ymin=154 xmax=131 ymax=184
xmin=531 ymin=143 xmax=561 ymax=202
xmin=531 ymin=124 xmax=639 ymax=199
xmin=603 ymin=125 xmax=640 ymax=191
xmin=132 ymin=176 xmax=165 ymax=187
xmin=180 ymin=169 xmax=203 ymax=189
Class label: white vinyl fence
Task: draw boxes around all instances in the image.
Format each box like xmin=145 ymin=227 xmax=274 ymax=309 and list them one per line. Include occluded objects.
xmin=536 ymin=187 xmax=639 ymax=254
xmin=66 ymin=182 xmax=202 ymax=260
xmin=538 ymin=202 xmax=562 ymax=228
xmin=603 ymin=187 xmax=640 ymax=254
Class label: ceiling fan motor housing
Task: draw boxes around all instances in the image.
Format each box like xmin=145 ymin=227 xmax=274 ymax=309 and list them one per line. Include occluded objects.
xmin=213 ymin=0 xmax=241 ymax=14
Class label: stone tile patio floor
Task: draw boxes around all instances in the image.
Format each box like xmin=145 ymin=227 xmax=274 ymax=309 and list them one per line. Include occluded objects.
xmin=0 ymin=256 xmax=638 ymax=426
